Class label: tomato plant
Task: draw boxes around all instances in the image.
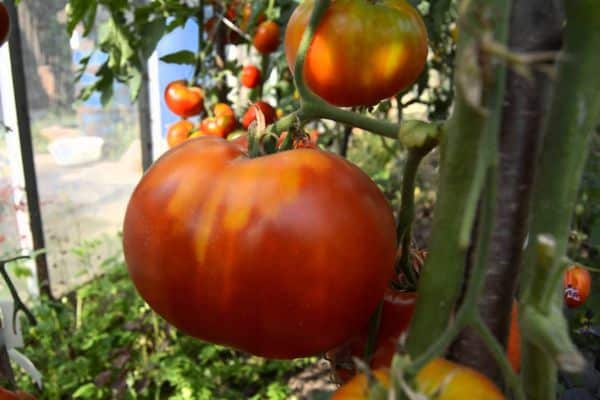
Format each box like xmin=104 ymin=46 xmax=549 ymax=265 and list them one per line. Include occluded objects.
xmin=122 ymin=137 xmax=397 ymax=358
xmin=241 ymin=101 xmax=277 ymax=129
xmin=284 ymin=0 xmax=428 ymax=107
xmin=563 ymin=265 xmax=592 ymax=308
xmin=0 ymin=2 xmax=9 ymax=46
xmin=253 ymin=20 xmax=281 ymax=54
xmin=164 ymin=80 xmax=205 ymax=118
xmin=240 ymin=64 xmax=262 ymax=89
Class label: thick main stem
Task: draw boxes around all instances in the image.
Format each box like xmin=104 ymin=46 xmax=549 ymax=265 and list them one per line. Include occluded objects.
xmin=405 ymin=0 xmax=510 ymax=354
xmin=520 ymin=2 xmax=600 ymax=399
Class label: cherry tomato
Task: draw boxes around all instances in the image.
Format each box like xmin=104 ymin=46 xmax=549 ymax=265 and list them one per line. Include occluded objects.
xmin=166 ymin=120 xmax=195 ymax=148
xmin=123 ymin=138 xmax=397 ymax=358
xmin=332 ymin=359 xmax=505 ymax=400
xmin=199 ymin=115 xmax=237 ymax=138
xmin=214 ymin=102 xmax=235 ymax=118
xmin=563 ymin=265 xmax=591 ymax=308
xmin=0 ymin=2 xmax=9 ymax=46
xmin=241 ymin=64 xmax=262 ymax=89
xmin=164 ymin=80 xmax=204 ymax=118
xmin=253 ymin=21 xmax=280 ymax=54
xmin=284 ymin=0 xmax=428 ymax=107
xmin=241 ymin=101 xmax=277 ymax=129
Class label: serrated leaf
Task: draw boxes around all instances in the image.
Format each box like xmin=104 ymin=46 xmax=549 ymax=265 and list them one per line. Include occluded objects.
xmin=66 ymin=0 xmax=96 ymax=35
xmin=138 ymin=17 xmax=167 ymax=59
xmin=128 ymin=69 xmax=143 ymax=101
xmin=160 ymin=50 xmax=198 ymax=65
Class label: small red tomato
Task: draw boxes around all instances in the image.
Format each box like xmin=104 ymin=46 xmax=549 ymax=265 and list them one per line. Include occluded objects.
xmin=164 ymin=80 xmax=204 ymax=118
xmin=0 ymin=2 xmax=9 ymax=46
xmin=167 ymin=120 xmax=195 ymax=148
xmin=253 ymin=21 xmax=280 ymax=54
xmin=240 ymin=65 xmax=262 ymax=89
xmin=241 ymin=101 xmax=277 ymax=129
xmin=328 ymin=289 xmax=416 ymax=382
xmin=563 ymin=265 xmax=592 ymax=308
xmin=214 ymin=102 xmax=235 ymax=118
xmin=200 ymin=115 xmax=237 ymax=138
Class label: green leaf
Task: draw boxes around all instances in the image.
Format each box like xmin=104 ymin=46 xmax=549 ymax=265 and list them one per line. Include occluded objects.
xmin=138 ymin=17 xmax=167 ymax=60
xmin=160 ymin=50 xmax=198 ymax=65
xmin=72 ymin=383 xmax=97 ymax=398
xmin=66 ymin=0 xmax=97 ymax=35
xmin=128 ymin=69 xmax=143 ymax=101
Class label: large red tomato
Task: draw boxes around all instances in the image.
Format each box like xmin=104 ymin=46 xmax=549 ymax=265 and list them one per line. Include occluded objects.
xmin=241 ymin=64 xmax=262 ymax=89
xmin=563 ymin=265 xmax=592 ymax=308
xmin=0 ymin=2 xmax=9 ymax=46
xmin=123 ymin=138 xmax=397 ymax=358
xmin=284 ymin=0 xmax=428 ymax=107
xmin=164 ymin=80 xmax=205 ymax=118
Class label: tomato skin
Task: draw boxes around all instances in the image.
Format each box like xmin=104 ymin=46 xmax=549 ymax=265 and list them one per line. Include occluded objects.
xmin=166 ymin=120 xmax=195 ymax=148
xmin=241 ymin=65 xmax=262 ymax=89
xmin=0 ymin=2 xmax=9 ymax=46
xmin=333 ymin=360 xmax=505 ymax=400
xmin=241 ymin=101 xmax=277 ymax=129
xmin=563 ymin=266 xmax=591 ymax=308
xmin=253 ymin=21 xmax=280 ymax=54
xmin=164 ymin=80 xmax=205 ymax=118
xmin=123 ymin=138 xmax=397 ymax=358
xmin=0 ymin=387 xmax=36 ymax=400
xmin=284 ymin=0 xmax=428 ymax=107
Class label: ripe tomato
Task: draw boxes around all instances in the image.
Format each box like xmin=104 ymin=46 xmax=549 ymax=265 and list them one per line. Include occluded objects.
xmin=123 ymin=138 xmax=397 ymax=358
xmin=284 ymin=0 xmax=428 ymax=107
xmin=214 ymin=102 xmax=235 ymax=118
xmin=507 ymin=300 xmax=521 ymax=372
xmin=332 ymin=360 xmax=505 ymax=400
xmin=164 ymin=80 xmax=204 ymax=118
xmin=563 ymin=265 xmax=591 ymax=308
xmin=166 ymin=120 xmax=195 ymax=148
xmin=253 ymin=21 xmax=280 ymax=54
xmin=328 ymin=289 xmax=416 ymax=382
xmin=0 ymin=2 xmax=9 ymax=46
xmin=0 ymin=387 xmax=36 ymax=400
xmin=240 ymin=65 xmax=262 ymax=89
xmin=199 ymin=115 xmax=237 ymax=138
xmin=241 ymin=101 xmax=277 ymax=129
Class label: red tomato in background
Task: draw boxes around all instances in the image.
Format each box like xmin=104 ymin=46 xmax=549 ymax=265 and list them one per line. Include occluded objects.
xmin=0 ymin=387 xmax=36 ymax=400
xmin=199 ymin=115 xmax=237 ymax=138
xmin=123 ymin=138 xmax=397 ymax=358
xmin=564 ymin=265 xmax=591 ymax=308
xmin=166 ymin=120 xmax=195 ymax=148
xmin=507 ymin=300 xmax=521 ymax=372
xmin=328 ymin=289 xmax=416 ymax=381
xmin=241 ymin=101 xmax=277 ymax=129
xmin=241 ymin=65 xmax=262 ymax=89
xmin=214 ymin=102 xmax=235 ymax=118
xmin=0 ymin=2 xmax=9 ymax=46
xmin=164 ymin=80 xmax=205 ymax=118
xmin=284 ymin=0 xmax=428 ymax=107
xmin=253 ymin=21 xmax=280 ymax=54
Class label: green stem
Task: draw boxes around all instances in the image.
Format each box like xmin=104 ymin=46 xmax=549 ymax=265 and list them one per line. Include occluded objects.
xmin=395 ymin=149 xmax=425 ymax=286
xmin=519 ymin=2 xmax=600 ymax=398
xmin=472 ymin=317 xmax=525 ymax=400
xmin=292 ymin=0 xmax=330 ymax=102
xmin=192 ymin=1 xmax=205 ymax=83
xmin=301 ymin=101 xmax=399 ymax=139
